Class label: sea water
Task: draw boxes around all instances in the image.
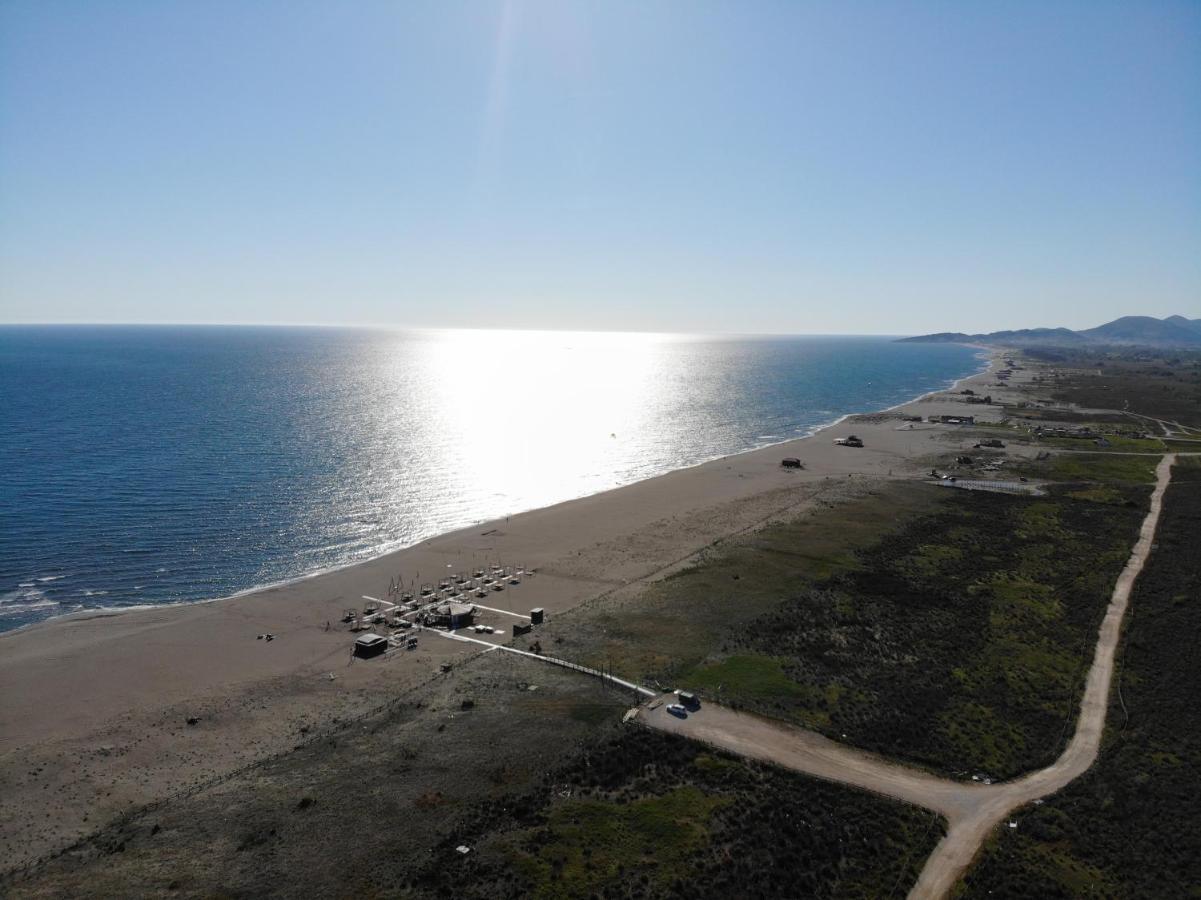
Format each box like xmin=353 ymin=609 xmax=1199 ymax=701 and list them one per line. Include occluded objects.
xmin=0 ymin=326 xmax=981 ymax=631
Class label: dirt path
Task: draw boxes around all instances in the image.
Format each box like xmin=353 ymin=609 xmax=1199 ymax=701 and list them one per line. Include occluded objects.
xmin=637 ymin=453 xmax=1177 ymax=899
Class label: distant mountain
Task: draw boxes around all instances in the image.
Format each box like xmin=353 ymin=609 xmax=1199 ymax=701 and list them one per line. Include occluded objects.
xmin=979 ymin=327 xmax=1085 ymax=344
xmin=899 ymin=315 xmax=1201 ymax=348
xmin=1164 ymin=315 xmax=1201 ymax=335
xmin=1078 ymin=315 xmax=1201 ymax=345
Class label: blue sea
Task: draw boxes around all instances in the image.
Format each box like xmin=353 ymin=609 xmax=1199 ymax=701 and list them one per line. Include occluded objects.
xmin=0 ymin=326 xmax=981 ymax=632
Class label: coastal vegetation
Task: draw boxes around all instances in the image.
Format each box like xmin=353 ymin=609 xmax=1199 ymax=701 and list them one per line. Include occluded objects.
xmin=1024 ymin=348 xmax=1201 ymax=426
xmin=1010 ymin=452 xmax=1161 ymax=485
xmin=1163 ymin=438 xmax=1201 ymax=453
xmin=411 ymin=727 xmax=943 ymax=899
xmin=573 ymin=480 xmax=1149 ymax=779
xmin=571 ymin=482 xmax=940 ymax=699
xmin=958 ymin=456 xmax=1201 ymax=898
xmin=1028 ymin=433 xmax=1165 ymax=453
xmin=1002 ymin=407 xmax=1133 ymax=425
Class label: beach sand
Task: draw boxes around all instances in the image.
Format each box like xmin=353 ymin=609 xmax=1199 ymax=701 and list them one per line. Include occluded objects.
xmin=0 ymin=349 xmax=1035 ymax=871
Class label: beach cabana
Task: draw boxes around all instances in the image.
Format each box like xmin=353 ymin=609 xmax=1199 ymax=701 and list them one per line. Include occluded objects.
xmin=353 ymin=633 xmax=388 ymax=659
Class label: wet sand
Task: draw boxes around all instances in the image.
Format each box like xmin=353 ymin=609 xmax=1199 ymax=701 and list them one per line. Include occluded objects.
xmin=0 ymin=348 xmax=1029 ymax=871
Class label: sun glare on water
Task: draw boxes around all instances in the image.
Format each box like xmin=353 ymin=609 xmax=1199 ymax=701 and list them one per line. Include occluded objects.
xmin=406 ymin=329 xmax=671 ymax=512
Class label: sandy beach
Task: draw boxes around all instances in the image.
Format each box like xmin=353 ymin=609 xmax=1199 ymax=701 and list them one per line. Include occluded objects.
xmin=0 ymin=348 xmax=1032 ymax=871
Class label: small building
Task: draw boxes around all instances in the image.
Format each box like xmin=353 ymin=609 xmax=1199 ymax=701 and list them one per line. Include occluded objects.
xmin=530 ymin=608 xmax=545 ymax=625
xmin=353 ymin=633 xmax=389 ymax=659
xmin=424 ymin=602 xmax=476 ymax=630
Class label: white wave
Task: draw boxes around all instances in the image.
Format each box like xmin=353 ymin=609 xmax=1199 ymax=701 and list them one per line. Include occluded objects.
xmin=0 ymin=586 xmax=60 ymax=616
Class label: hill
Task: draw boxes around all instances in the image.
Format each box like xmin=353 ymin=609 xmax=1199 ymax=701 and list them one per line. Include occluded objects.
xmin=899 ymin=315 xmax=1201 ymax=347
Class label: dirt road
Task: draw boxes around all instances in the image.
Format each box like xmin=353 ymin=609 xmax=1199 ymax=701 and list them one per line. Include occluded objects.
xmin=638 ymin=453 xmax=1177 ymax=899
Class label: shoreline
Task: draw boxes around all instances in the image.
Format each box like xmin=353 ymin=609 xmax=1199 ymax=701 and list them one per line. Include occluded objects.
xmin=4 ymin=344 xmax=993 ymax=637
xmin=0 ymin=345 xmax=1014 ymax=873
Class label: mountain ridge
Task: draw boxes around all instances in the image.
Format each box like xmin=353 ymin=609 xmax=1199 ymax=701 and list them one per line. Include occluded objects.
xmin=899 ymin=315 xmax=1201 ymax=347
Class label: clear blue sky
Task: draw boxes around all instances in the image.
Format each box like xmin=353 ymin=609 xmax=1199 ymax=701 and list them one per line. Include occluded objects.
xmin=1 ymin=1 xmax=1198 ymax=334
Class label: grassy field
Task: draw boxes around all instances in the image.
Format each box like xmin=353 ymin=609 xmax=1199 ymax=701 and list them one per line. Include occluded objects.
xmin=1003 ymin=407 xmax=1135 ymax=425
xmin=566 ymin=480 xmax=1149 ymax=779
xmin=1009 ymin=452 xmax=1161 ymax=485
xmin=958 ymin=457 xmax=1201 ymax=898
xmin=1023 ymin=348 xmax=1201 ymax=427
xmin=1029 ymin=434 xmax=1165 ymax=453
xmin=410 ymin=727 xmax=944 ymax=900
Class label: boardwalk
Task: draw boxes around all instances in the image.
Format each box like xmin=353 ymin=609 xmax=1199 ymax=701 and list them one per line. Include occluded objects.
xmin=934 ymin=478 xmax=1043 ymax=495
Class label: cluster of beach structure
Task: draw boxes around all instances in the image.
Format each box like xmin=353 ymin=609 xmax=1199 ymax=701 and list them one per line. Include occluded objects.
xmin=958 ymin=388 xmax=995 ymax=405
xmin=1031 ymin=424 xmax=1150 ymax=441
xmin=347 ymin=563 xmax=544 ymax=658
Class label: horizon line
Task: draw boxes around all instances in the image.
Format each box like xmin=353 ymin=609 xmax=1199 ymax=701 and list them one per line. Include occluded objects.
xmin=0 ymin=321 xmax=927 ymax=339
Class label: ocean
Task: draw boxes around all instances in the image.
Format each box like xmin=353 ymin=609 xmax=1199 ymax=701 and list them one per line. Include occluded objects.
xmin=0 ymin=326 xmax=982 ymax=632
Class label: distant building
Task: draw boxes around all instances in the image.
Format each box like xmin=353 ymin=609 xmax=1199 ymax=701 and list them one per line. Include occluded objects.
xmin=1035 ymin=426 xmax=1094 ymax=439
xmin=932 ymin=415 xmax=975 ymax=425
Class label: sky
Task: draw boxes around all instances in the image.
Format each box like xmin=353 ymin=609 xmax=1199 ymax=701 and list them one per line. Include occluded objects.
xmin=1 ymin=1 xmax=1198 ymax=335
